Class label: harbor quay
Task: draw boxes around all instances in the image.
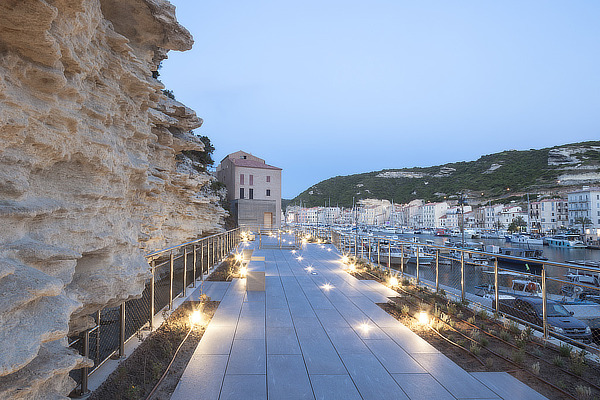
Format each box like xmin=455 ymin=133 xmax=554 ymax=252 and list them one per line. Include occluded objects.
xmin=170 ymin=233 xmax=547 ymax=400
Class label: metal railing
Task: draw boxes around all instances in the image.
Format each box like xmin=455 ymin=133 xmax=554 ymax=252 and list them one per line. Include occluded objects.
xmin=69 ymin=228 xmax=240 ymax=396
xmin=239 ymin=225 xmax=300 ymax=249
xmin=302 ymin=227 xmax=600 ymax=356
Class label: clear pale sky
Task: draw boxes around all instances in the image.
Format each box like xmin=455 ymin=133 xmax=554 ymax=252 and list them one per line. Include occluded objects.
xmin=160 ymin=0 xmax=600 ymax=199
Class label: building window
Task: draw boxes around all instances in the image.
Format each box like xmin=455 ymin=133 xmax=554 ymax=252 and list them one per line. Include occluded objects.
xmin=266 ymin=189 xmax=271 ymax=197
xmin=249 ymin=174 xmax=253 ymax=185
xmin=249 ymin=188 xmax=254 ymax=199
xmin=240 ymin=174 xmax=244 ymax=185
xmin=266 ymin=176 xmax=271 ymax=183
xmin=240 ymin=188 xmax=245 ymax=199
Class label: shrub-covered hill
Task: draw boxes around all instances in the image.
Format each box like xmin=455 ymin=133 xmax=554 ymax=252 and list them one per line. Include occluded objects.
xmin=291 ymin=141 xmax=600 ymax=207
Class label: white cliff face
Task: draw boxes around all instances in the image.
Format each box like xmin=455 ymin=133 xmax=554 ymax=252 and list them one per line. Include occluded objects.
xmin=0 ymin=0 xmax=225 ymax=398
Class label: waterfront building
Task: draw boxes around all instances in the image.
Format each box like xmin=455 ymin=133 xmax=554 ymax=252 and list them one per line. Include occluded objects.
xmin=444 ymin=205 xmax=473 ymax=229
xmin=529 ymin=198 xmax=569 ymax=233
xmin=421 ymin=202 xmax=449 ymax=228
xmin=216 ymin=151 xmax=282 ymax=228
xmin=498 ymin=205 xmax=526 ymax=228
xmin=568 ymin=186 xmax=600 ymax=236
xmin=481 ymin=204 xmax=505 ymax=229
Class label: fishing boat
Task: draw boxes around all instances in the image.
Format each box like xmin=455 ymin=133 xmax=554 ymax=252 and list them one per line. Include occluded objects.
xmin=545 ymin=234 xmax=586 ymax=248
xmin=485 ymin=245 xmax=546 ymax=274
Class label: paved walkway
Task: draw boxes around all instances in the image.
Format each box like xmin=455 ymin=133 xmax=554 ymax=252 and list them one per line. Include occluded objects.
xmin=172 ymin=235 xmax=547 ymax=400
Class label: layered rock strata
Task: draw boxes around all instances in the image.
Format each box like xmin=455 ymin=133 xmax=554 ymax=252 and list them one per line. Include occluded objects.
xmin=0 ymin=0 xmax=225 ymax=398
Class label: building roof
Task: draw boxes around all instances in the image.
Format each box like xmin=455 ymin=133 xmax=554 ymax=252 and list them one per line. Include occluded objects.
xmin=231 ymin=158 xmax=282 ymax=170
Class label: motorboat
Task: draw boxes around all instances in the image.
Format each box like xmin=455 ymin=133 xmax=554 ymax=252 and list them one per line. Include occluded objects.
xmin=545 ymin=234 xmax=586 ymax=248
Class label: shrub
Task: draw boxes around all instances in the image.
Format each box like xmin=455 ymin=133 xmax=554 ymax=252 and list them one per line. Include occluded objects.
xmin=559 ymin=343 xmax=573 ymax=358
xmin=552 ymin=356 xmax=564 ymax=368
xmin=531 ymin=361 xmax=540 ymax=375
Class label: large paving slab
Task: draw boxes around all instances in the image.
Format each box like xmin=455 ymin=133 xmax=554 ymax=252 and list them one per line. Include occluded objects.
xmin=172 ymin=234 xmax=548 ymax=400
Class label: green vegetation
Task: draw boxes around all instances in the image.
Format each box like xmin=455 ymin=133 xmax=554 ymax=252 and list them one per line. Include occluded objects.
xmin=291 ymin=141 xmax=600 ymax=207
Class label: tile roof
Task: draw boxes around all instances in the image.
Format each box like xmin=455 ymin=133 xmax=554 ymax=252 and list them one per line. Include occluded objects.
xmin=231 ymin=158 xmax=281 ymax=170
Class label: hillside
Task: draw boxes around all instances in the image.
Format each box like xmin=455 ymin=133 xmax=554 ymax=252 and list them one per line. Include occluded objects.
xmin=291 ymin=141 xmax=600 ymax=207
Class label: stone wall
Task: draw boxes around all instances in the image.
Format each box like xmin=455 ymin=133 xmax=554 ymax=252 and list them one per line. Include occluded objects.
xmin=0 ymin=0 xmax=226 ymax=398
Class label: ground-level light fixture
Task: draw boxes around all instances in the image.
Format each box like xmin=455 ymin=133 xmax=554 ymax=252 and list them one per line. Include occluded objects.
xmin=359 ymin=322 xmax=371 ymax=333
xmin=240 ymin=266 xmax=247 ymax=277
xmin=348 ymin=264 xmax=356 ymax=272
xmin=305 ymin=266 xmax=314 ymax=272
xmin=321 ymin=283 xmax=333 ymax=291
xmin=235 ymin=253 xmax=243 ymax=262
xmin=292 ymin=250 xmax=297 ymax=254
xmin=297 ymin=256 xmax=303 ymax=261
xmin=190 ymin=310 xmax=204 ymax=326
xmin=418 ymin=311 xmax=429 ymax=325
xmin=341 ymin=255 xmax=349 ymax=264
xmin=327 ymin=248 xmax=331 ymax=252
xmin=388 ymin=276 xmax=399 ymax=287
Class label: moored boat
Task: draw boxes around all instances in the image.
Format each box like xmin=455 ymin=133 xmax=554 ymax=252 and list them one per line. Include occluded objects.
xmin=545 ymin=234 xmax=586 ymax=248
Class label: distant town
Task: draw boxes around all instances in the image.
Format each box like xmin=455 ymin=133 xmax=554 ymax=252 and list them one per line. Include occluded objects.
xmin=286 ymin=185 xmax=600 ymax=240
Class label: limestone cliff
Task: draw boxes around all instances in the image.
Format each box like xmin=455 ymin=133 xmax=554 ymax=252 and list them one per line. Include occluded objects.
xmin=0 ymin=0 xmax=226 ymax=398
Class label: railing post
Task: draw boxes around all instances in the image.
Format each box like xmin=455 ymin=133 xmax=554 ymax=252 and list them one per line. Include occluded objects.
xmin=183 ymin=245 xmax=187 ymax=296
xmin=169 ymin=252 xmax=174 ymax=310
xmin=259 ymin=227 xmax=262 ymax=249
xmin=201 ymin=241 xmax=205 ymax=280
xmin=494 ymin=257 xmax=499 ymax=315
xmin=460 ymin=251 xmax=465 ymax=302
xmin=150 ymin=259 xmax=155 ymax=330
xmin=542 ymin=265 xmax=548 ymax=340
xmin=119 ymin=302 xmax=125 ymax=358
xmin=400 ymin=244 xmax=405 ymax=277
xmin=193 ymin=244 xmax=197 ymax=286
xmin=377 ymin=240 xmax=380 ymax=266
xmin=80 ymin=329 xmax=90 ymax=396
xmin=207 ymin=238 xmax=211 ymax=271
xmin=416 ymin=245 xmax=420 ymax=284
xmin=368 ymin=237 xmax=371 ymax=262
xmin=388 ymin=241 xmax=391 ymax=268
xmin=435 ymin=249 xmax=439 ymax=292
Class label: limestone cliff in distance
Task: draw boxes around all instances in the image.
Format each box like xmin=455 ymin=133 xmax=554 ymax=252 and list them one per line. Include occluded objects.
xmin=292 ymin=141 xmax=600 ymax=207
xmin=0 ymin=0 xmax=226 ymax=398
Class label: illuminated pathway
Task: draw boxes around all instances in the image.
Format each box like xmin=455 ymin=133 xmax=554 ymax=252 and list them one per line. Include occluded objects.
xmin=171 ymin=235 xmax=547 ymax=400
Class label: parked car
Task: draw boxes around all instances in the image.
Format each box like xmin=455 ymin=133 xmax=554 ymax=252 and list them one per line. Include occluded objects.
xmin=500 ymin=296 xmax=592 ymax=343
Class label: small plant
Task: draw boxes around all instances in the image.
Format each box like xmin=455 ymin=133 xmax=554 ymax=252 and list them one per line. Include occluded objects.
xmin=438 ymin=288 xmax=446 ymax=297
xmin=570 ymin=360 xmax=586 ymax=376
xmin=499 ymin=330 xmax=511 ymax=342
xmin=531 ymin=347 xmax=543 ymax=357
xmin=401 ymin=304 xmax=410 ymax=315
xmin=460 ymin=298 xmax=470 ymax=308
xmin=507 ymin=322 xmax=520 ymax=335
xmin=470 ymin=329 xmax=481 ymax=341
xmin=522 ymin=326 xmax=534 ymax=341
xmin=512 ymin=349 xmax=525 ymax=364
xmin=575 ymin=385 xmax=593 ymax=400
xmin=447 ymin=303 xmax=457 ymax=315
xmin=467 ymin=316 xmax=476 ymax=324
xmin=457 ymin=311 xmax=464 ymax=320
xmin=531 ymin=361 xmax=540 ymax=375
xmin=488 ymin=329 xmax=497 ymax=336
xmin=559 ymin=343 xmax=573 ymax=358
xmin=477 ymin=309 xmax=488 ymax=320
xmin=552 ymin=356 xmax=565 ymax=368
xmin=480 ymin=337 xmax=489 ymax=348
xmin=469 ymin=342 xmax=481 ymax=356
xmin=402 ymin=277 xmax=410 ymax=286
xmin=485 ymin=357 xmax=494 ymax=369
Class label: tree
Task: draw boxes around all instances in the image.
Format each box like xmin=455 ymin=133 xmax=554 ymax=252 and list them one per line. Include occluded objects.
xmin=181 ymin=134 xmax=215 ymax=172
xmin=574 ymin=217 xmax=592 ymax=236
xmin=507 ymin=216 xmax=526 ymax=233
xmin=493 ymin=220 xmax=504 ymax=230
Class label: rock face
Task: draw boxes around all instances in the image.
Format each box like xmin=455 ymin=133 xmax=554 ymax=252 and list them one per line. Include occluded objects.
xmin=0 ymin=0 xmax=226 ymax=398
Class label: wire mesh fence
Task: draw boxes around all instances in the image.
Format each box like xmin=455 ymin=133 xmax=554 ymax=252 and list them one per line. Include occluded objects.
xmin=69 ymin=228 xmax=240 ymax=395
xmin=313 ymin=227 xmax=600 ymax=355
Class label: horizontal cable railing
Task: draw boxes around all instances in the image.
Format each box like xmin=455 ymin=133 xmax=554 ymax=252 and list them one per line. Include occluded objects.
xmin=69 ymin=227 xmax=240 ymax=396
xmin=299 ymin=226 xmax=600 ymax=356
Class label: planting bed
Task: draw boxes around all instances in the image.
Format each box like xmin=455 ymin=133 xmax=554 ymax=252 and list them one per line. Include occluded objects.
xmin=88 ymin=300 xmax=218 ymax=400
xmin=346 ymin=258 xmax=600 ymax=400
xmin=206 ymin=255 xmax=238 ymax=281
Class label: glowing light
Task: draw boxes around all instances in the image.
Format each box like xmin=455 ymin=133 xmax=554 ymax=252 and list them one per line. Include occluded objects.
xmin=327 ymin=248 xmax=332 ymax=252
xmin=348 ymin=264 xmax=356 ymax=272
xmin=297 ymin=256 xmax=303 ymax=261
xmin=389 ymin=276 xmax=399 ymax=287
xmin=359 ymin=322 xmax=371 ymax=333
xmin=235 ymin=253 xmax=243 ymax=262
xmin=418 ymin=311 xmax=429 ymax=325
xmin=292 ymin=250 xmax=297 ymax=254
xmin=240 ymin=266 xmax=247 ymax=277
xmin=190 ymin=311 xmax=204 ymax=326
xmin=341 ymin=255 xmax=349 ymax=264
xmin=305 ymin=266 xmax=314 ymax=272
xmin=322 ymin=283 xmax=333 ymax=291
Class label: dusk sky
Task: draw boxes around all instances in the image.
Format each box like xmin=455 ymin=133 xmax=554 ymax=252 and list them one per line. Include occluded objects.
xmin=161 ymin=1 xmax=600 ymax=199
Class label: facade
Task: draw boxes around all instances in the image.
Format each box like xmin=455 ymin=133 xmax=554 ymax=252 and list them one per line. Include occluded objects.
xmin=481 ymin=204 xmax=504 ymax=229
xmin=568 ymin=186 xmax=600 ymax=236
xmin=421 ymin=202 xmax=449 ymax=228
xmin=216 ymin=151 xmax=282 ymax=228
xmin=530 ymin=198 xmax=569 ymax=233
